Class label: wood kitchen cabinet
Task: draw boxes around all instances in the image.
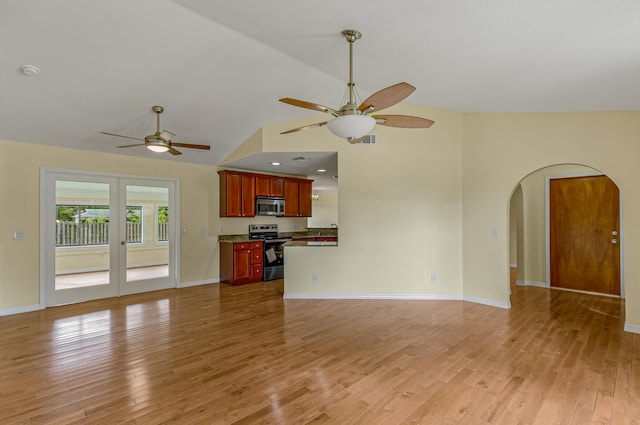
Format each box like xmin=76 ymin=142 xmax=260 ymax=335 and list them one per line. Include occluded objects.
xmin=218 ymin=169 xmax=312 ymax=218
xmin=218 ymin=170 xmax=255 ymax=217
xmin=284 ymin=178 xmax=313 ymax=217
xmin=220 ymin=241 xmax=263 ymax=285
xmin=255 ymin=175 xmax=284 ymax=197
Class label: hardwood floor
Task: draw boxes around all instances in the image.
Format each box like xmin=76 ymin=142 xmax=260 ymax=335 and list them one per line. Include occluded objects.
xmin=0 ymin=273 xmax=638 ymax=424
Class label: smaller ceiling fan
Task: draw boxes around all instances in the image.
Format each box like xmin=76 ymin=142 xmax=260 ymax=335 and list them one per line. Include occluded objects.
xmin=101 ymin=105 xmax=211 ymax=155
xmin=280 ymin=29 xmax=434 ymax=143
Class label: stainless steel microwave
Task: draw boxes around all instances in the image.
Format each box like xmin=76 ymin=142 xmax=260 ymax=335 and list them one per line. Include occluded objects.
xmin=256 ymin=197 xmax=285 ymax=216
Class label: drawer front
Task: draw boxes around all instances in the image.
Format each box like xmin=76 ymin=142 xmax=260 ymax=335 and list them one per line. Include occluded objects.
xmin=234 ymin=242 xmax=251 ymax=251
xmin=251 ymin=249 xmax=263 ymax=264
xmin=251 ymin=241 xmax=263 ymax=250
xmin=252 ymin=265 xmax=263 ymax=279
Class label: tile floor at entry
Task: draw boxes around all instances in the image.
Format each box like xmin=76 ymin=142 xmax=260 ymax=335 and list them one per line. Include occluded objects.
xmin=55 ymin=265 xmax=169 ymax=289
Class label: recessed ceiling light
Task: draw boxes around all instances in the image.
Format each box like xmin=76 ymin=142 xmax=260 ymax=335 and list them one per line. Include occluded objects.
xmin=271 ymin=162 xmax=281 ymax=166
xmin=317 ymin=169 xmax=327 ymax=173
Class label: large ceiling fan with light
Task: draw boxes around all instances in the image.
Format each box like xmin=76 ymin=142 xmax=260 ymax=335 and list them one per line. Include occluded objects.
xmin=101 ymin=105 xmax=211 ymax=155
xmin=279 ymin=29 xmax=434 ymax=143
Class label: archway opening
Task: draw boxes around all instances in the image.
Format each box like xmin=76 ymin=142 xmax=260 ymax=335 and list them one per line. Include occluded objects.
xmin=508 ymin=163 xmax=624 ymax=303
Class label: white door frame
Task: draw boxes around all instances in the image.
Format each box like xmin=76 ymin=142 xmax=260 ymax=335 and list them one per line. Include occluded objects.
xmin=39 ymin=167 xmax=180 ymax=307
xmin=545 ymin=171 xmax=625 ymax=298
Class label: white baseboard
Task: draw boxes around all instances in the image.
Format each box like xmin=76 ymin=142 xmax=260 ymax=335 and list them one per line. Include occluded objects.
xmin=516 ymin=280 xmax=549 ymax=288
xmin=0 ymin=304 xmax=42 ymax=316
xmin=463 ymin=295 xmax=511 ymax=309
xmin=624 ymin=323 xmax=640 ymax=334
xmin=283 ymin=293 xmax=463 ymax=301
xmin=283 ymin=292 xmax=511 ymax=310
xmin=179 ymin=278 xmax=219 ymax=288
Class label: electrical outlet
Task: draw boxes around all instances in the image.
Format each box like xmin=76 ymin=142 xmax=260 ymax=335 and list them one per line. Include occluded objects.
xmin=312 ymin=272 xmax=319 ymax=283
xmin=199 ymin=227 xmax=206 ymax=234
xmin=181 ymin=226 xmax=187 ymax=234
xmin=491 ymin=227 xmax=500 ymax=238
xmin=13 ymin=231 xmax=26 ymax=240
xmin=430 ymin=272 xmax=440 ymax=283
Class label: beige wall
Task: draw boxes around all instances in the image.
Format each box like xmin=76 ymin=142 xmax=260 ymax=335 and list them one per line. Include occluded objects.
xmin=463 ymin=111 xmax=640 ymax=329
xmin=307 ymin=192 xmax=338 ymax=228
xmin=269 ymin=105 xmax=465 ymax=298
xmin=0 ymin=139 xmax=219 ymax=311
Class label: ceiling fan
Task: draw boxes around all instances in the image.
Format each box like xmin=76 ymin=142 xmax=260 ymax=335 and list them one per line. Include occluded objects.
xmin=101 ymin=105 xmax=211 ymax=155
xmin=279 ymin=29 xmax=434 ymax=143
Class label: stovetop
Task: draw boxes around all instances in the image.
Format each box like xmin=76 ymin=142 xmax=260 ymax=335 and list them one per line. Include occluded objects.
xmin=248 ymin=224 xmax=292 ymax=241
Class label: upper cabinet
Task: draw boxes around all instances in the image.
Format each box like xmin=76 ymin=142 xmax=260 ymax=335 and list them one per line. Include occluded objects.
xmin=284 ymin=178 xmax=313 ymax=217
xmin=219 ymin=170 xmax=312 ymax=218
xmin=218 ymin=170 xmax=256 ymax=217
xmin=255 ymin=175 xmax=284 ymax=198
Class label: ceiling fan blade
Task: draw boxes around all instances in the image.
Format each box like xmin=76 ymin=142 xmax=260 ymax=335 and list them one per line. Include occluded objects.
xmin=171 ymin=142 xmax=211 ymax=150
xmin=101 ymin=131 xmax=145 ymax=142
xmin=279 ymin=98 xmax=338 ymax=115
xmin=372 ymin=115 xmax=435 ymax=128
xmin=117 ymin=143 xmax=146 ymax=148
xmin=168 ymin=147 xmax=183 ymax=156
xmin=358 ymin=82 xmax=416 ymax=113
xmin=280 ymin=121 xmax=329 ymax=135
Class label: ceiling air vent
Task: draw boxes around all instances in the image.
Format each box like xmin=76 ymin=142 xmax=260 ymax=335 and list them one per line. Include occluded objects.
xmin=354 ymin=134 xmax=376 ymax=145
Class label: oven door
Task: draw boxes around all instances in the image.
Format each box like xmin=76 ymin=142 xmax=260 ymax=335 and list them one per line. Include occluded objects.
xmin=263 ymin=238 xmax=290 ymax=280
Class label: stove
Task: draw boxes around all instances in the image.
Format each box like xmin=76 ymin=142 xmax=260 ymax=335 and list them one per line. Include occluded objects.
xmin=248 ymin=224 xmax=292 ymax=280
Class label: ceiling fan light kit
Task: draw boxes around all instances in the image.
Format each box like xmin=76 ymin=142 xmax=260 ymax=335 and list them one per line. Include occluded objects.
xmin=326 ymin=114 xmax=375 ymax=140
xmin=279 ymin=29 xmax=434 ymax=142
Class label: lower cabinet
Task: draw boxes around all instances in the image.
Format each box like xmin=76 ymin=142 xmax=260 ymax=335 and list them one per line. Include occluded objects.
xmin=220 ymin=241 xmax=263 ymax=285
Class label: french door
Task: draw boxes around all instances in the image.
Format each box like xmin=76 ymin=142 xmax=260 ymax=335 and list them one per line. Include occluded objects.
xmin=41 ymin=169 xmax=179 ymax=306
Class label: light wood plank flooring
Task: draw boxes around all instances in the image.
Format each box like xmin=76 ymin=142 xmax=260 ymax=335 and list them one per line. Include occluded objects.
xmin=0 ymin=273 xmax=638 ymax=424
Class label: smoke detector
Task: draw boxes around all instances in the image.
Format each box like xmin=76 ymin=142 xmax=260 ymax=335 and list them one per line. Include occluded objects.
xmin=20 ymin=64 xmax=40 ymax=76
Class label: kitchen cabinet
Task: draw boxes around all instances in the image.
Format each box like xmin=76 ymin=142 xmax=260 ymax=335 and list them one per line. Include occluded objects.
xmin=218 ymin=170 xmax=255 ymax=217
xmin=220 ymin=241 xmax=263 ymax=285
xmin=218 ymin=169 xmax=312 ymax=218
xmin=255 ymin=175 xmax=284 ymax=197
xmin=284 ymin=178 xmax=313 ymax=217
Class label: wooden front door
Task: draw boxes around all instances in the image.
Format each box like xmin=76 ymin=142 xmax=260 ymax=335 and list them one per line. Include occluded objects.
xmin=549 ymin=175 xmax=620 ymax=295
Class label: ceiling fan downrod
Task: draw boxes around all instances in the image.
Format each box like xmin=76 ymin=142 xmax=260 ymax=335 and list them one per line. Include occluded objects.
xmin=342 ymin=29 xmax=361 ymax=113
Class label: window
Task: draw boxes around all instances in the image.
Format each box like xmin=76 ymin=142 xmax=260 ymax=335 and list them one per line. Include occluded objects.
xmin=157 ymin=206 xmax=169 ymax=242
xmin=56 ymin=205 xmax=143 ymax=246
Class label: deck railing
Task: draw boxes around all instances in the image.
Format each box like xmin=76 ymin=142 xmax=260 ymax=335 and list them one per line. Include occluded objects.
xmin=56 ymin=222 xmax=143 ymax=246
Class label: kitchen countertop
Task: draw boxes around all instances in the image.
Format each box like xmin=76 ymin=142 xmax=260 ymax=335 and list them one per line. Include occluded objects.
xmin=218 ymin=228 xmax=338 ymax=243
xmin=284 ymin=240 xmax=338 ymax=247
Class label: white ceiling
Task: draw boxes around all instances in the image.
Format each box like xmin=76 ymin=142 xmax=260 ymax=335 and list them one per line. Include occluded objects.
xmin=3 ymin=0 xmax=640 ymax=185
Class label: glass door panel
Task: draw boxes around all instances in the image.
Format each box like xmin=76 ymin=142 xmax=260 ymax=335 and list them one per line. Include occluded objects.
xmin=47 ymin=177 xmax=119 ymax=306
xmin=120 ymin=182 xmax=173 ymax=295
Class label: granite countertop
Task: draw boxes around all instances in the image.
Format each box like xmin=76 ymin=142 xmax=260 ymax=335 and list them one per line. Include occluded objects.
xmin=284 ymin=240 xmax=338 ymax=247
xmin=218 ymin=227 xmax=338 ymax=243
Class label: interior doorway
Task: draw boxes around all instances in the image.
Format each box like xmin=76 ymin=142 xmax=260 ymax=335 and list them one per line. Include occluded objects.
xmin=508 ymin=164 xmax=623 ymax=298
xmin=40 ymin=169 xmax=179 ymax=306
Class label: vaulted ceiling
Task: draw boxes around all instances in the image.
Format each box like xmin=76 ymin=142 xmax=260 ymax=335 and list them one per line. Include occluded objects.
xmin=2 ymin=1 xmax=639 ymax=173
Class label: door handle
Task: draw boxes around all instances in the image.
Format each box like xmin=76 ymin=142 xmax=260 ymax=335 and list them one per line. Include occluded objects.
xmin=121 ymin=241 xmax=126 ymax=246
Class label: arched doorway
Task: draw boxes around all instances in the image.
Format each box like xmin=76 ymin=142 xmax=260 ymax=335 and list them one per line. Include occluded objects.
xmin=508 ymin=163 xmax=624 ymax=299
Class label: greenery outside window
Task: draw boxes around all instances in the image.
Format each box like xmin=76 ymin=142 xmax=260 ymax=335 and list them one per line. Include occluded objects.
xmin=157 ymin=206 xmax=169 ymax=242
xmin=56 ymin=205 xmax=143 ymax=246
